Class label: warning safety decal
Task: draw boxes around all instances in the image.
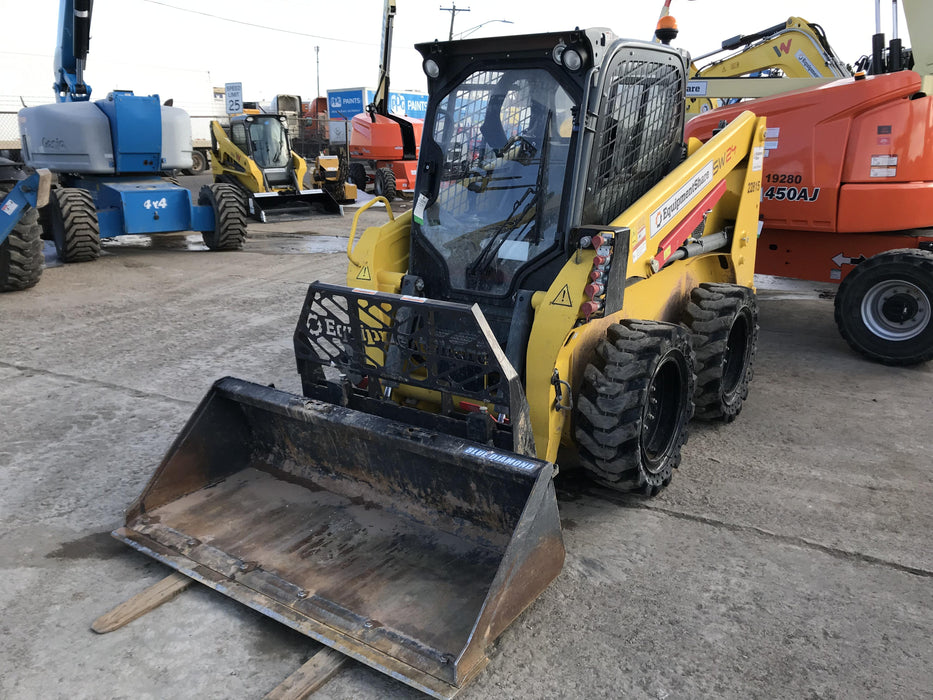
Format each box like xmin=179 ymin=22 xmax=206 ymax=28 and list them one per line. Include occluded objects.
xmin=551 ymin=284 xmax=573 ymax=307
xmin=870 ymin=154 xmax=898 ymax=178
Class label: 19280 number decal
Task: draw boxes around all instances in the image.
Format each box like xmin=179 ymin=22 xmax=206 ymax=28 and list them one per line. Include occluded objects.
xmin=766 ymin=173 xmax=802 ymax=184
xmin=763 ymin=186 xmax=821 ymax=202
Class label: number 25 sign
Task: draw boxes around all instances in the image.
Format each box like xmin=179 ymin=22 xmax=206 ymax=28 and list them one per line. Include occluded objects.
xmin=225 ymin=82 xmax=243 ymax=115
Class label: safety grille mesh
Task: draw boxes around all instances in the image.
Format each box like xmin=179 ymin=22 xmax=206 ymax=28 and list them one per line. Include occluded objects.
xmin=583 ymin=59 xmax=685 ymax=225
xmin=294 ymin=283 xmax=514 ymax=411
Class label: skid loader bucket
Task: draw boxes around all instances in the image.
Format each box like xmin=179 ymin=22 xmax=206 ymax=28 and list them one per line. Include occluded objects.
xmin=247 ymin=188 xmax=342 ymax=222
xmin=115 ymin=377 xmax=564 ymax=698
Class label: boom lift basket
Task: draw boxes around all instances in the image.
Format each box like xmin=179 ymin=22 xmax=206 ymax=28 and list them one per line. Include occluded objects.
xmin=116 ymin=375 xmax=563 ymax=696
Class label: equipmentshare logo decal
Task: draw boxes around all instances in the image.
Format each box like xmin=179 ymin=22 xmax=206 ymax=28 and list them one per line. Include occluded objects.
xmin=650 ymin=162 xmax=713 ymax=237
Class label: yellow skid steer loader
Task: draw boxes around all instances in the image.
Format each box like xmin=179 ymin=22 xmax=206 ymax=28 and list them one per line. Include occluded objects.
xmin=210 ymin=115 xmax=342 ymax=221
xmin=113 ymin=28 xmax=766 ymax=698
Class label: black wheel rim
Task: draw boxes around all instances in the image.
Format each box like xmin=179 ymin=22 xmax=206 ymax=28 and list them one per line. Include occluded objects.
xmin=641 ymin=353 xmax=686 ymax=474
xmin=722 ymin=311 xmax=750 ymax=398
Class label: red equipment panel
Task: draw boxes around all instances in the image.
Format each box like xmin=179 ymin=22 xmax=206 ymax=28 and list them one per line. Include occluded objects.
xmin=349 ymin=113 xmax=424 ymax=162
xmin=685 ymin=71 xmax=933 ymax=283
xmin=685 ymin=71 xmax=933 ymax=234
xmin=757 ymin=228 xmax=933 ymax=282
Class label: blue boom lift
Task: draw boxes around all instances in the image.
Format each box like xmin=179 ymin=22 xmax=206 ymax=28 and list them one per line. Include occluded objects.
xmin=17 ymin=0 xmax=247 ymax=262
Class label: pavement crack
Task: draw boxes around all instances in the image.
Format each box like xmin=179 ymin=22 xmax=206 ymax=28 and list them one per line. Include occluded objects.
xmin=584 ymin=488 xmax=933 ymax=579
xmin=1 ymin=361 xmax=197 ymax=407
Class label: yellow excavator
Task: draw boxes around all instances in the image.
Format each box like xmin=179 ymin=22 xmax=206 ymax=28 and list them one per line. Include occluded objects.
xmin=659 ymin=15 xmax=851 ymax=115
xmin=209 ymin=114 xmax=343 ymax=221
xmin=109 ymin=27 xmax=767 ymax=697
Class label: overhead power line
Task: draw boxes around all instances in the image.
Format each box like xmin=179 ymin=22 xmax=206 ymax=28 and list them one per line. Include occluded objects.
xmin=140 ymin=0 xmax=376 ymax=45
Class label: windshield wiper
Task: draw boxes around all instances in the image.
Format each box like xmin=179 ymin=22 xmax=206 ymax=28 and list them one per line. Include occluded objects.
xmin=465 ymin=110 xmax=553 ymax=284
xmin=465 ymin=186 xmax=537 ymax=283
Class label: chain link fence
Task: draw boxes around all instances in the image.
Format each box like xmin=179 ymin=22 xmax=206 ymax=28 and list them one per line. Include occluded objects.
xmin=290 ymin=116 xmax=353 ymax=159
xmin=1 ymin=95 xmax=51 ymax=151
xmin=0 ymin=111 xmax=22 ymax=150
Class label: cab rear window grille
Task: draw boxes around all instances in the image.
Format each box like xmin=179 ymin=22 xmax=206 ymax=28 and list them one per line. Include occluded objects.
xmin=583 ymin=59 xmax=684 ymax=225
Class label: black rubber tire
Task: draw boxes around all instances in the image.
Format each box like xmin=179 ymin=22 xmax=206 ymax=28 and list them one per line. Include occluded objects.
xmin=348 ymin=163 xmax=368 ymax=190
xmin=47 ymin=188 xmax=100 ymax=263
xmin=373 ymin=167 xmax=397 ymax=201
xmin=575 ymin=320 xmax=696 ymax=496
xmin=685 ymin=283 xmax=759 ymax=422
xmin=327 ymin=155 xmax=353 ymax=203
xmin=834 ymin=248 xmax=933 ymax=365
xmin=198 ymin=183 xmax=247 ymax=251
xmin=0 ymin=183 xmax=43 ymax=292
xmin=187 ymin=149 xmax=209 ymax=175
xmin=324 ymin=181 xmax=353 ymax=204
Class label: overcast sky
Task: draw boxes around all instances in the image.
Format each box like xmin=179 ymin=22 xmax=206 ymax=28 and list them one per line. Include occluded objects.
xmin=1 ymin=0 xmax=912 ymax=110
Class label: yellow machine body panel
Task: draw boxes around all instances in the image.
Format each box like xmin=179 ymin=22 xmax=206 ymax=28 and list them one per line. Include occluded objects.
xmin=524 ymin=112 xmax=767 ymax=461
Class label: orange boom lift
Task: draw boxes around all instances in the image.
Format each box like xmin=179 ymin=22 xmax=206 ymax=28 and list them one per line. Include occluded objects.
xmin=346 ymin=0 xmax=424 ymax=200
xmin=686 ymin=0 xmax=933 ymax=365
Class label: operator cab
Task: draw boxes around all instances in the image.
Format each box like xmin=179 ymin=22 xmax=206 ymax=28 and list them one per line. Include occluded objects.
xmin=418 ymin=68 xmax=574 ymax=297
xmin=228 ymin=114 xmax=295 ymax=189
xmin=412 ymin=30 xmax=689 ymax=348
